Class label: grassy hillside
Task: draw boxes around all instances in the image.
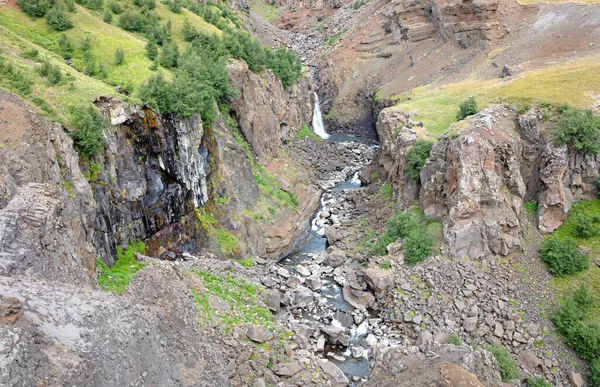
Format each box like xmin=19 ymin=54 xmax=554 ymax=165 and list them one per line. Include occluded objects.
xmin=392 ymin=57 xmax=600 ymax=137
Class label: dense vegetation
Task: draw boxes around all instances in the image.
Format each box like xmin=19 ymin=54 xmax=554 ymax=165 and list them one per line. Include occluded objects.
xmin=538 ymin=236 xmax=588 ymax=277
xmin=406 ymin=140 xmax=433 ymax=183
xmin=554 ymin=105 xmax=600 ymax=155
xmin=456 ymin=96 xmax=478 ymax=121
xmin=371 ymin=210 xmax=435 ymax=265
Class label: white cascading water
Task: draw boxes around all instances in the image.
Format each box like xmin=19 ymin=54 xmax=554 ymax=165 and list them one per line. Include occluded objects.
xmin=312 ymin=92 xmax=329 ymax=139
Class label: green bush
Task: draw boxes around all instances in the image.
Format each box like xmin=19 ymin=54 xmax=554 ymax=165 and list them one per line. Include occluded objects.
xmin=268 ymin=47 xmax=302 ymax=89
xmin=591 ymin=358 xmax=600 ymax=387
xmin=553 ymin=300 xmax=588 ymax=334
xmin=406 ymin=140 xmax=433 ymax=182
xmin=456 ymin=97 xmax=478 ymax=121
xmin=133 ymin=0 xmax=155 ymax=8
xmin=114 ymin=47 xmax=124 ymax=65
xmin=539 ymin=237 xmax=588 ymax=276
xmin=69 ymin=105 xmax=107 ymax=157
xmin=404 ymin=226 xmax=434 ymax=265
xmin=118 ymin=9 xmax=145 ymax=32
xmin=167 ymin=0 xmax=182 ymax=13
xmin=76 ymin=0 xmax=103 ymax=10
xmin=447 ymin=333 xmax=462 ymax=345
xmin=527 ymin=377 xmax=552 ymax=387
xmin=486 ymin=344 xmax=518 ymax=382
xmin=159 ymin=41 xmax=179 ymax=69
xmin=525 ymin=200 xmax=538 ymax=218
xmin=108 ymin=1 xmax=122 ymax=13
xmin=17 ymin=0 xmax=55 ymax=17
xmin=145 ymin=40 xmax=158 ymax=60
xmin=38 ymin=60 xmax=63 ymax=85
xmin=182 ymin=19 xmax=200 ymax=42
xmin=565 ymin=322 xmax=600 ymax=362
xmin=554 ymin=106 xmax=600 ymax=155
xmin=574 ymin=213 xmax=600 ymax=238
xmin=103 ymin=9 xmax=112 ymax=23
xmin=57 ymin=33 xmax=74 ymax=58
xmin=45 ymin=7 xmax=73 ymax=30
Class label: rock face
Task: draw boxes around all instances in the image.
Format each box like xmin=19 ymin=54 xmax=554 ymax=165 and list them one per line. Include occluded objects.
xmin=377 ymin=105 xmax=600 ymax=259
xmin=0 ymin=265 xmax=229 ymax=386
xmin=0 ymin=91 xmax=96 ymax=286
xmin=94 ymin=99 xmax=209 ymax=264
xmin=430 ymin=0 xmax=499 ymax=48
xmin=228 ymin=60 xmax=314 ymax=161
xmin=420 ymin=108 xmax=526 ymax=259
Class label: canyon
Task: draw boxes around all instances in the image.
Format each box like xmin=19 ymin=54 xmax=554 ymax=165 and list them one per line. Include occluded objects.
xmin=1 ymin=0 xmax=600 ymax=386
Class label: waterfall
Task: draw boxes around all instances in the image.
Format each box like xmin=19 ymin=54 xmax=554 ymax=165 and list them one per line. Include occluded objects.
xmin=312 ymin=92 xmax=329 ymax=139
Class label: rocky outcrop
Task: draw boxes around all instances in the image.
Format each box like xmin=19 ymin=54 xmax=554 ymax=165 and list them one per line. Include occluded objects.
xmin=430 ymin=0 xmax=499 ymax=48
xmin=228 ymin=60 xmax=314 ymax=161
xmin=271 ymin=0 xmax=349 ymax=10
xmin=93 ymin=99 xmax=209 ymax=264
xmin=365 ymin=343 xmax=504 ymax=386
xmin=0 ymin=92 xmax=96 ymax=286
xmin=0 ymin=265 xmax=229 ymax=387
xmin=420 ymin=108 xmax=526 ymax=259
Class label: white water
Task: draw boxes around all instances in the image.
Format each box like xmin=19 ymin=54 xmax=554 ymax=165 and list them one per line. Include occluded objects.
xmin=312 ymin=92 xmax=329 ymax=139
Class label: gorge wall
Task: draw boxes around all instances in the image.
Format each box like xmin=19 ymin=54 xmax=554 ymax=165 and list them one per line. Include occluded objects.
xmin=375 ymin=104 xmax=600 ymax=260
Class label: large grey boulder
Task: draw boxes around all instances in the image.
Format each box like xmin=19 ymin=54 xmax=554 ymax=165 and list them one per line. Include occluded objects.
xmin=320 ymin=360 xmax=349 ymax=386
xmin=342 ymin=284 xmax=375 ymax=309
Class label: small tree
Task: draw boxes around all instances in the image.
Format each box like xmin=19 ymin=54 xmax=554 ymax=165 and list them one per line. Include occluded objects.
xmin=45 ymin=7 xmax=73 ymax=31
xmin=406 ymin=140 xmax=433 ymax=183
xmin=145 ymin=40 xmax=158 ymax=60
xmin=64 ymin=0 xmax=75 ymax=12
xmin=70 ymin=105 xmax=107 ymax=158
xmin=103 ymin=9 xmax=112 ymax=23
xmin=17 ymin=0 xmax=55 ymax=17
xmin=554 ymin=106 xmax=600 ymax=155
xmin=114 ymin=47 xmax=124 ymax=65
xmin=159 ymin=41 xmax=179 ymax=69
xmin=57 ymin=33 xmax=74 ymax=58
xmin=456 ymin=97 xmax=478 ymax=121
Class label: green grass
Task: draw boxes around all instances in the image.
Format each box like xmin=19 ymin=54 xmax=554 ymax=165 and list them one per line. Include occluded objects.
xmin=249 ymin=0 xmax=280 ymax=22
xmin=378 ymin=260 xmax=392 ymax=269
xmin=550 ymin=199 xmax=600 ymax=322
xmin=195 ymin=208 xmax=239 ymax=256
xmin=97 ymin=241 xmax=146 ymax=294
xmin=325 ymin=28 xmax=348 ymax=46
xmin=392 ymin=57 xmax=600 ymax=136
xmin=253 ymin=164 xmax=299 ymax=211
xmin=486 ymin=344 xmax=518 ymax=382
xmin=191 ymin=270 xmax=274 ymax=328
xmin=296 ymin=124 xmax=320 ymax=141
xmin=238 ymin=255 xmax=255 ymax=267
xmin=447 ymin=333 xmax=462 ymax=345
xmin=525 ymin=200 xmax=538 ymax=219
xmin=377 ymin=182 xmax=393 ymax=202
xmin=0 ymin=25 xmax=127 ymax=126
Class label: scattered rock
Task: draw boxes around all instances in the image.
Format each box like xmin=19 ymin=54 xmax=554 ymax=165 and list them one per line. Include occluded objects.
xmin=342 ymin=284 xmax=375 ymax=309
xmin=362 ymin=266 xmax=395 ymax=294
xmin=320 ymin=360 xmax=350 ymax=386
xmin=246 ymin=325 xmax=273 ymax=343
xmin=438 ymin=363 xmax=485 ymax=387
xmin=518 ymin=351 xmax=541 ymax=373
xmin=324 ymin=249 xmax=346 ymax=268
xmin=265 ymin=290 xmax=281 ymax=313
xmin=272 ymin=362 xmax=302 ymax=377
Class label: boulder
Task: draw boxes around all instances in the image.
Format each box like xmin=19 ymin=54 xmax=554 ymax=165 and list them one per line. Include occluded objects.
xmin=324 ymin=249 xmax=346 ymax=268
xmin=295 ymin=265 xmax=311 ymax=277
xmin=321 ymin=325 xmax=350 ymax=346
xmin=463 ymin=317 xmax=478 ymax=333
xmin=362 ymin=266 xmax=395 ymax=294
xmin=293 ymin=287 xmax=314 ymax=308
xmin=438 ymin=363 xmax=485 ymax=387
xmin=272 ymin=362 xmax=302 ymax=377
xmin=306 ymin=276 xmax=322 ymax=291
xmin=568 ymin=372 xmax=584 ymax=387
xmin=246 ymin=325 xmax=273 ymax=343
xmin=518 ymin=351 xmax=541 ymax=373
xmin=415 ymin=330 xmax=433 ymax=346
xmin=320 ymin=360 xmax=349 ymax=386
xmin=265 ymin=290 xmax=281 ymax=313
xmin=324 ymin=225 xmax=343 ymax=246
xmin=342 ymin=284 xmax=375 ymax=309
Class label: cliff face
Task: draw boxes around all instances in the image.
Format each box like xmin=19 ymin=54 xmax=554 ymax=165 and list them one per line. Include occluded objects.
xmin=376 ymin=105 xmax=600 ymax=259
xmin=228 ymin=60 xmax=314 ymax=160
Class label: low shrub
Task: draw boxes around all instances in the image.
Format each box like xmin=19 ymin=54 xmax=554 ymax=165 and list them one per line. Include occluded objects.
xmin=108 ymin=1 xmax=122 ymax=13
xmin=447 ymin=333 xmax=462 ymax=345
xmin=403 ymin=226 xmax=434 ymax=264
xmin=64 ymin=0 xmax=75 ymax=12
xmin=539 ymin=236 xmax=588 ymax=276
xmin=574 ymin=213 xmax=600 ymax=238
xmin=114 ymin=47 xmax=124 ymax=65
xmin=565 ymin=322 xmax=600 ymax=362
xmin=591 ymin=358 xmax=600 ymax=387
xmin=486 ymin=344 xmax=518 ymax=382
xmin=554 ymin=106 xmax=600 ymax=155
xmin=527 ymin=377 xmax=552 ymax=387
xmin=268 ymin=47 xmax=302 ymax=89
xmin=57 ymin=33 xmax=74 ymax=59
xmin=45 ymin=7 xmax=73 ymax=31
xmin=406 ymin=139 xmax=433 ymax=183
xmin=145 ymin=40 xmax=158 ymax=60
xmin=159 ymin=41 xmax=179 ymax=69
xmin=103 ymin=9 xmax=112 ymax=23
xmin=0 ymin=58 xmax=32 ymax=95
xmin=525 ymin=200 xmax=538 ymax=218
xmin=456 ymin=96 xmax=478 ymax=121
